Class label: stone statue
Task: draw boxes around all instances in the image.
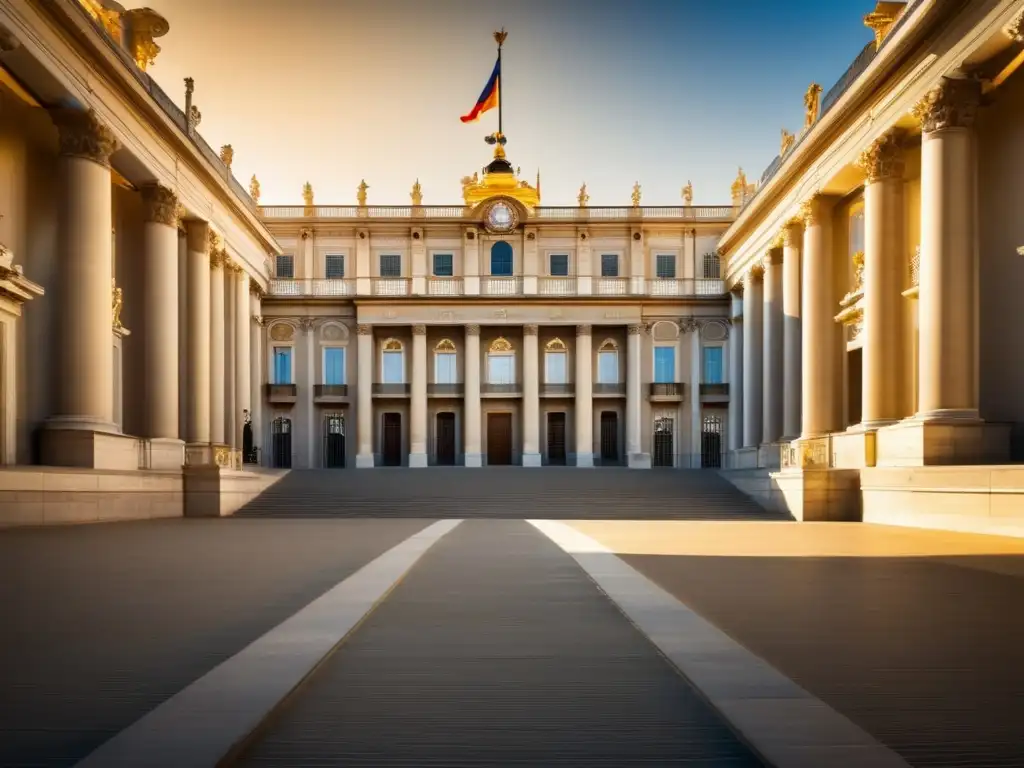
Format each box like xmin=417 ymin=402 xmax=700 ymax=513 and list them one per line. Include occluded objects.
xmin=631 ymin=181 xmax=641 ymax=208
xmin=682 ymin=180 xmax=693 ymax=206
xmin=578 ymin=182 xmax=589 ymax=208
xmin=781 ymin=128 xmax=795 ymax=156
xmin=410 ymin=179 xmax=422 ymax=206
xmin=302 ymin=181 xmax=314 ymax=207
xmin=357 ymin=179 xmax=369 ymax=207
xmin=249 ymin=175 xmax=260 ymax=204
xmin=111 ymin=277 xmax=124 ymax=330
xmin=804 ymin=83 xmax=823 ymax=128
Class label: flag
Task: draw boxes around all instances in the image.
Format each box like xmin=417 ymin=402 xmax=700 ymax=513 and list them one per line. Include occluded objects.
xmin=460 ymin=58 xmax=500 ymax=123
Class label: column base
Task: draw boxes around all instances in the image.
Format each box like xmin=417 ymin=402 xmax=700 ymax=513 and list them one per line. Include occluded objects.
xmin=144 ymin=438 xmax=186 ymax=470
xmin=769 ymin=468 xmax=862 ymax=521
xmin=464 ymin=452 xmax=483 ymax=467
xmin=733 ymin=446 xmax=760 ymax=469
xmin=522 ymin=452 xmax=542 ymax=467
xmin=408 ymin=452 xmax=428 ymax=468
xmin=757 ymin=442 xmax=785 ymax=469
xmin=356 ymin=453 xmax=375 ymax=468
xmin=40 ymin=426 xmax=138 ymax=470
xmin=627 ymin=452 xmax=651 ymax=469
xmin=575 ymin=452 xmax=594 ymax=468
xmin=875 ymin=417 xmax=1011 ymax=467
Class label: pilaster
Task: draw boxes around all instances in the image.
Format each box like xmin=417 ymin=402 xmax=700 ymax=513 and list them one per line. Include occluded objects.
xmin=522 ymin=324 xmax=541 ymax=466
xmin=761 ymin=249 xmax=784 ymax=444
xmin=626 ymin=323 xmax=650 ymax=467
xmin=208 ymin=234 xmax=226 ymax=447
xmin=464 ymin=324 xmax=482 ymax=466
xmin=356 ymin=324 xmax=374 ymax=467
xmin=409 ymin=323 xmax=428 ymax=466
xmin=781 ymin=222 xmax=802 ymax=439
xmin=800 ymin=194 xmax=838 ymax=438
xmin=742 ymin=265 xmax=764 ymax=448
xmin=575 ymin=324 xmax=594 ymax=466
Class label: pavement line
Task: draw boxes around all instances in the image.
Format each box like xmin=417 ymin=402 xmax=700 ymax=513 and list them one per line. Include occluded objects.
xmin=75 ymin=519 xmax=463 ymax=768
xmin=528 ymin=519 xmax=911 ymax=768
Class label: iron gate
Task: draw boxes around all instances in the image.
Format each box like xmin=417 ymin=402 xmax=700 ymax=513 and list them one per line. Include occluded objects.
xmin=323 ymin=413 xmax=345 ymax=468
xmin=701 ymin=413 xmax=724 ymax=468
xmin=653 ymin=416 xmax=674 ymax=467
xmin=381 ymin=413 xmax=402 ymax=466
xmin=547 ymin=412 xmax=567 ymax=465
xmin=271 ymin=417 xmax=292 ymax=468
xmin=600 ymin=411 xmax=619 ymax=464
xmin=242 ymin=412 xmax=257 ymax=464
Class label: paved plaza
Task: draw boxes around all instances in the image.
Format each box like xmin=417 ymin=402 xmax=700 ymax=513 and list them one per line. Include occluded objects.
xmin=1 ymin=471 xmax=1023 ymax=767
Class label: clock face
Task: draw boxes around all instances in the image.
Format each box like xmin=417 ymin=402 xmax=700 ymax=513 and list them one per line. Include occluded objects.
xmin=485 ymin=200 xmax=517 ymax=233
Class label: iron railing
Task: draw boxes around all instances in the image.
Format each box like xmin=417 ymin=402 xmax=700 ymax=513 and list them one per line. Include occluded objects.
xmin=260 ymin=205 xmax=735 ymax=221
xmin=265 ymin=384 xmax=297 ymax=398
xmin=649 ymin=382 xmax=686 ymax=397
xmin=700 ymin=383 xmax=730 ymax=396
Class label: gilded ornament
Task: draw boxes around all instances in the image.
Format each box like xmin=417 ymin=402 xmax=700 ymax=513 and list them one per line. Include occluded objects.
xmin=577 ymin=183 xmax=589 ymax=208
xmin=863 ymin=2 xmax=903 ymax=49
xmin=357 ymin=180 xmax=369 ymax=207
xmin=50 ymin=108 xmax=120 ymax=167
xmin=804 ymin=83 xmax=823 ymax=128
xmin=141 ymin=184 xmax=178 ymax=226
xmin=435 ymin=338 xmax=456 ymax=352
xmin=910 ymin=77 xmax=982 ymax=133
xmin=1008 ymin=9 xmax=1024 ymax=42
xmin=219 ymin=144 xmax=234 ymax=169
xmin=249 ymin=175 xmax=261 ymax=204
xmin=851 ymin=251 xmax=865 ymax=289
xmin=249 ymin=277 xmax=265 ymax=296
xmin=125 ymin=8 xmax=168 ymax=71
xmin=780 ymin=128 xmax=795 ymax=156
xmin=682 ymin=180 xmax=693 ymax=206
xmin=410 ymin=179 xmax=422 ymax=206
xmin=730 ymin=167 xmax=749 ymax=205
xmin=857 ymin=129 xmax=905 ymax=182
xmin=79 ymin=0 xmax=122 ymax=39
xmin=799 ymin=196 xmax=822 ymax=226
xmin=207 ymin=230 xmax=222 ymax=257
xmin=630 ymin=182 xmax=642 ymax=208
xmin=490 ymin=337 xmax=514 ymax=351
xmin=302 ymin=182 xmax=314 ymax=209
xmin=782 ymin=221 xmax=801 ymax=248
xmin=545 ymin=338 xmax=567 ymax=351
xmin=111 ymin=277 xmax=124 ymax=331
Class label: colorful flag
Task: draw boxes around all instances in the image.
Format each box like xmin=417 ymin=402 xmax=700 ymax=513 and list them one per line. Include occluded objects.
xmin=460 ymin=58 xmax=501 ymax=123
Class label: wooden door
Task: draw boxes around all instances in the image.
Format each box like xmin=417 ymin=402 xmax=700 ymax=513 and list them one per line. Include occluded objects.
xmin=382 ymin=412 xmax=402 ymax=466
xmin=487 ymin=412 xmax=512 ymax=465
xmin=547 ymin=412 xmax=566 ymax=465
xmin=600 ymin=411 xmax=619 ymax=463
xmin=436 ymin=412 xmax=456 ymax=465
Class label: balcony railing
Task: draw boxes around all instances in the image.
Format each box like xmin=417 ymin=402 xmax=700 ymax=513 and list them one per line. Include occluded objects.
xmin=373 ymin=278 xmax=410 ymax=296
xmin=372 ymin=383 xmax=410 ymax=395
xmin=700 ymin=383 xmax=730 ymax=397
xmin=428 ymin=383 xmax=464 ymax=396
xmin=481 ymin=383 xmax=521 ymax=395
xmin=593 ymin=382 xmax=626 ymax=396
xmin=538 ymin=277 xmax=576 ymax=296
xmin=265 ymin=383 xmax=297 ymax=401
xmin=649 ymin=382 xmax=686 ymax=397
xmin=647 ymin=278 xmax=725 ymax=297
xmin=481 ymin=277 xmax=522 ymax=296
xmin=260 ymin=205 xmax=735 ymax=221
xmin=268 ymin=279 xmax=354 ymax=297
xmin=595 ymin=278 xmax=629 ymax=296
xmin=314 ymin=384 xmax=349 ymax=398
xmin=427 ymin=277 xmax=465 ymax=296
xmin=541 ymin=383 xmax=575 ymax=396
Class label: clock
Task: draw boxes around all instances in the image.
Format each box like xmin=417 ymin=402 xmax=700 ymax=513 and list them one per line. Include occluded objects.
xmin=483 ymin=199 xmax=519 ymax=233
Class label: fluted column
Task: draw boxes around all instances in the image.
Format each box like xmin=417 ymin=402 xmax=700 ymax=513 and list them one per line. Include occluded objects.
xmin=464 ymin=324 xmax=482 ymax=466
xmin=522 ymin=324 xmax=541 ymax=466
xmin=185 ymin=221 xmax=211 ymax=446
xmin=575 ymin=324 xmax=594 ymax=467
xmin=913 ymin=78 xmax=982 ymax=421
xmin=858 ymin=129 xmax=906 ymax=427
xmin=233 ymin=266 xmax=251 ymax=451
xmin=209 ymin=236 xmax=226 ymax=446
xmin=409 ymin=324 xmax=428 ymax=467
xmin=46 ymin=109 xmax=120 ymax=436
xmin=727 ymin=290 xmax=744 ymax=457
xmin=356 ymin=324 xmax=374 ymax=467
xmin=250 ymin=290 xmax=263 ymax=464
xmin=626 ymin=323 xmax=648 ymax=467
xmin=781 ymin=222 xmax=802 ymax=439
xmin=800 ymin=195 xmax=838 ymax=437
xmin=762 ymin=249 xmax=784 ymax=443
xmin=742 ymin=267 xmax=763 ymax=447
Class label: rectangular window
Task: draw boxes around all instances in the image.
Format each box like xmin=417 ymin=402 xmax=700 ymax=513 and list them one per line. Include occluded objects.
xmin=382 ymin=350 xmax=404 ymax=383
xmin=597 ymin=351 xmax=618 ymax=383
xmin=487 ymin=354 xmax=515 ymax=384
xmin=433 ymin=253 xmax=453 ymax=277
xmin=656 ymin=254 xmax=676 ymax=279
xmin=601 ymin=254 xmax=619 ymax=277
xmin=324 ymin=347 xmax=345 ymax=385
xmin=379 ymin=254 xmax=401 ymax=277
xmin=549 ymin=254 xmax=569 ymax=277
xmin=703 ymin=346 xmax=724 ymax=384
xmin=325 ymin=254 xmax=345 ymax=279
xmin=276 ymin=254 xmax=294 ymax=279
xmin=654 ymin=346 xmax=676 ymax=383
xmin=545 ymin=351 xmax=567 ymax=383
xmin=273 ymin=347 xmax=292 ymax=384
xmin=435 ymin=352 xmax=457 ymax=383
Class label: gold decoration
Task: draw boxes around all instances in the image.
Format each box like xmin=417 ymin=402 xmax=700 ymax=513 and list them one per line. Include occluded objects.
xmin=863 ymin=2 xmax=904 ymax=49
xmin=799 ymin=196 xmax=821 ymax=226
xmin=857 ymin=129 xmax=905 ymax=182
xmin=111 ymin=277 xmax=124 ymax=331
xmin=410 ymin=179 xmax=422 ymax=206
xmin=141 ymin=184 xmax=178 ymax=226
xmin=125 ymin=8 xmax=168 ymax=71
xmin=682 ymin=181 xmax=693 ymax=206
xmin=249 ymin=175 xmax=261 ymax=204
xmin=357 ymin=180 xmax=369 ymax=207
xmin=804 ymin=83 xmax=823 ymax=128
xmin=302 ymin=182 xmax=314 ymax=208
xmin=382 ymin=338 xmax=403 ymax=351
xmin=780 ymin=129 xmax=795 ymax=156
xmin=494 ymin=28 xmax=508 ymax=47
xmin=219 ymin=144 xmax=234 ymax=169
xmin=782 ymin=222 xmax=801 ymax=248
xmin=435 ymin=338 xmax=456 ymax=352
xmin=910 ymin=77 xmax=982 ymax=133
xmin=577 ymin=183 xmax=589 ymax=208
xmin=270 ymin=323 xmax=294 ymax=342
xmin=50 ymin=108 xmax=120 ymax=167
xmin=630 ymin=182 xmax=641 ymax=208
xmin=545 ymin=338 xmax=567 ymax=351
xmin=852 ymin=251 xmax=865 ymax=289
xmin=79 ymin=0 xmax=122 ymax=39
xmin=490 ymin=337 xmax=514 ymax=352
xmin=1008 ymin=9 xmax=1024 ymax=42
xmin=208 ymin=230 xmax=221 ymax=256
xmin=730 ymin=168 xmax=749 ymax=206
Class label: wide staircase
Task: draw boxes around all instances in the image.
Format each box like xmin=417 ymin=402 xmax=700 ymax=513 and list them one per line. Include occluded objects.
xmin=235 ymin=467 xmax=787 ymax=520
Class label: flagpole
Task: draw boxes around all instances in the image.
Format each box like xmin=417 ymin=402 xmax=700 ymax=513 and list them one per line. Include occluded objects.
xmin=495 ymin=28 xmax=507 ymax=141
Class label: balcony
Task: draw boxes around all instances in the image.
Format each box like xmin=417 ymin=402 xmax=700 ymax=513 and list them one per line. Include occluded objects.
xmin=595 ymin=278 xmax=629 ymax=296
xmin=538 ymin=277 xmax=576 ymax=296
xmin=265 ymin=383 xmax=297 ymax=404
xmin=428 ymin=383 xmax=464 ymax=396
xmin=314 ymin=384 xmax=349 ymax=402
xmin=427 ymin=278 xmax=464 ymax=296
xmin=481 ymin=383 xmax=522 ymax=396
xmin=649 ymin=382 xmax=685 ymax=401
xmin=593 ymin=382 xmax=626 ymax=396
xmin=372 ymin=383 xmax=410 ymax=396
xmin=481 ymin=277 xmax=522 ymax=296
xmin=647 ymin=278 xmax=725 ymax=297
xmin=541 ymin=383 xmax=575 ymax=397
xmin=373 ymin=278 xmax=411 ymax=296
xmin=268 ymin=279 xmax=354 ymax=297
xmin=699 ymin=382 xmax=730 ymax=400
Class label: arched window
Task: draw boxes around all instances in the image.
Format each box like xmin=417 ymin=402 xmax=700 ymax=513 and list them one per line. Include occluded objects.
xmin=434 ymin=339 xmax=457 ymax=384
xmin=597 ymin=339 xmax=619 ymax=383
xmin=490 ymin=241 xmax=513 ymax=276
xmin=487 ymin=337 xmax=515 ymax=384
xmin=381 ymin=339 xmax=404 ymax=383
xmin=544 ymin=338 xmax=568 ymax=384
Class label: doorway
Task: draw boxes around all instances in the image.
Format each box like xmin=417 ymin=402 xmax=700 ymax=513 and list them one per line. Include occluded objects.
xmin=547 ymin=412 xmax=566 ymax=465
xmin=271 ymin=417 xmax=291 ymax=468
xmin=381 ymin=412 xmax=402 ymax=466
xmin=323 ymin=413 xmax=345 ymax=468
xmin=701 ymin=413 xmax=723 ymax=468
xmin=653 ymin=416 xmax=674 ymax=468
xmin=436 ymin=412 xmax=456 ymax=465
xmin=487 ymin=412 xmax=513 ymax=465
xmin=600 ymin=411 xmax=619 ymax=464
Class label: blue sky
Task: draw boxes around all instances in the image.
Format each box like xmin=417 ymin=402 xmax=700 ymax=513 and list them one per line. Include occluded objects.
xmin=147 ymin=0 xmax=879 ymax=207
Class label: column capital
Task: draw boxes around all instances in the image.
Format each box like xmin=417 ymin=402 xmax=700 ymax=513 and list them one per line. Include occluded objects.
xmin=299 ymin=227 xmax=313 ymax=240
xmin=576 ymin=323 xmax=592 ymax=336
xmin=412 ymin=323 xmax=427 ymax=336
xmin=911 ymin=77 xmax=982 ymax=133
xmin=209 ymin=248 xmax=226 ymax=269
xmin=857 ymin=129 xmax=906 ymax=182
xmin=762 ymin=247 xmax=783 ymax=267
xmin=798 ymin=195 xmax=827 ymax=226
xmin=184 ymin=219 xmax=209 ymax=255
xmin=627 ymin=323 xmax=645 ymax=335
xmin=356 ymin=323 xmax=373 ymax=336
xmin=253 ymin=315 xmax=265 ymax=327
xmin=140 ymin=184 xmax=178 ymax=227
xmin=523 ymin=324 xmax=539 ymax=336
xmin=465 ymin=324 xmax=481 ymax=336
xmin=782 ymin=220 xmax=803 ymax=247
xmin=299 ymin=317 xmax=315 ymax=334
xmin=249 ymin=277 xmax=265 ymax=297
xmin=680 ymin=317 xmax=702 ymax=334
xmin=51 ymin=108 xmax=120 ymax=167
xmin=746 ymin=263 xmax=764 ymax=281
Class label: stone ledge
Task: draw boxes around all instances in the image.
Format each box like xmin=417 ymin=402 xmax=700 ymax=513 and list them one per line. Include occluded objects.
xmin=768 ymin=469 xmax=862 ymax=522
xmin=184 ymin=467 xmax=288 ymax=518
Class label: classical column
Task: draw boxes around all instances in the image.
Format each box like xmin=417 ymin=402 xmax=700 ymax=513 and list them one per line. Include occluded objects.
xmin=781 ymin=222 xmax=803 ymax=439
xmin=46 ymin=109 xmax=120 ymax=437
xmin=858 ymin=129 xmax=906 ymax=427
xmin=727 ymin=290 xmax=744 ymax=457
xmin=140 ymin=184 xmax=181 ymax=449
xmin=464 ymin=323 xmax=483 ymax=462
xmin=185 ymin=221 xmax=211 ymax=446
xmin=742 ymin=267 xmax=764 ymax=447
xmin=409 ymin=324 xmax=428 ymax=467
xmin=626 ymin=323 xmax=649 ymax=467
xmin=464 ymin=324 xmax=482 ymax=466
xmin=233 ymin=266 xmax=251 ymax=451
xmin=356 ymin=324 xmax=375 ymax=467
xmin=575 ymin=324 xmax=594 ymax=467
xmin=522 ymin=324 xmax=541 ymax=466
xmin=913 ymin=78 xmax=983 ymax=421
xmin=178 ymin=222 xmax=188 ymax=442
xmin=762 ymin=249 xmax=784 ymax=444
xmin=250 ymin=289 xmax=264 ymax=464
xmin=800 ymin=195 xmax=838 ymax=437
xmin=209 ymin=236 xmax=226 ymax=446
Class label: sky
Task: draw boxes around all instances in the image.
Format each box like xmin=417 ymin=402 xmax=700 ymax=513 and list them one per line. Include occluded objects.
xmin=144 ymin=0 xmax=879 ymax=208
